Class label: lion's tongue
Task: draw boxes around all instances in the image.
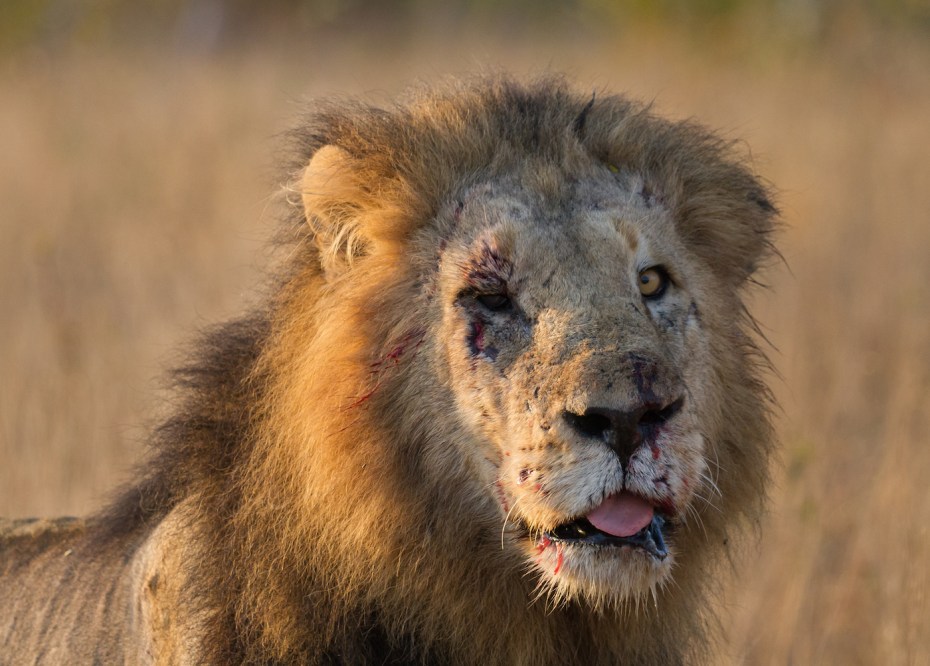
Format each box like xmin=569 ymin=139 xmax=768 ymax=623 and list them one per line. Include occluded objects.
xmin=586 ymin=492 xmax=655 ymax=538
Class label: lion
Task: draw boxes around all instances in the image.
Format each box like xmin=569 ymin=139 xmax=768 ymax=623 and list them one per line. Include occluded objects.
xmin=0 ymin=75 xmax=777 ymax=664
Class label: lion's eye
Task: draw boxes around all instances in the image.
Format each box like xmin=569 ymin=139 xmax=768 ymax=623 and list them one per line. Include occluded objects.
xmin=476 ymin=293 xmax=511 ymax=311
xmin=638 ymin=267 xmax=668 ymax=299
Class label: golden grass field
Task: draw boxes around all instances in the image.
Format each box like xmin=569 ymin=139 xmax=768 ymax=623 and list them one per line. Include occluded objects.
xmin=1 ymin=12 xmax=928 ymax=663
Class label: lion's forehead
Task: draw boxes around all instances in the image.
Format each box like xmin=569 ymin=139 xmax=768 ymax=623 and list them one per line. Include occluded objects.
xmin=451 ymin=185 xmax=681 ymax=305
xmin=456 ymin=183 xmax=675 ymax=266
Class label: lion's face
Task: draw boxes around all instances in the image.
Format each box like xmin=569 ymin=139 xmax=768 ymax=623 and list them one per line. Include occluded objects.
xmin=437 ymin=162 xmax=714 ymax=605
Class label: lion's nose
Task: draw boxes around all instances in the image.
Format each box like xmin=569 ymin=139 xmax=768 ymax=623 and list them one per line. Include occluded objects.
xmin=562 ymin=397 xmax=684 ymax=465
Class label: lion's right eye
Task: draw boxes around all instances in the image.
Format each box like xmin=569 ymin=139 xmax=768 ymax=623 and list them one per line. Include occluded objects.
xmin=476 ymin=293 xmax=511 ymax=311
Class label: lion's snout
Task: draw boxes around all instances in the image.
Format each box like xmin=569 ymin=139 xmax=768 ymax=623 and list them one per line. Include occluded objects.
xmin=556 ymin=351 xmax=687 ymax=464
xmin=562 ymin=396 xmax=684 ymax=465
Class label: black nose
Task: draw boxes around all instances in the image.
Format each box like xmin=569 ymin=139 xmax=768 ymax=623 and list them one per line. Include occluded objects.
xmin=563 ymin=397 xmax=684 ymax=464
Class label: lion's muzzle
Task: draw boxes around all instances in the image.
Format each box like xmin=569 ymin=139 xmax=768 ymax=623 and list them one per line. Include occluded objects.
xmin=562 ymin=395 xmax=684 ymax=467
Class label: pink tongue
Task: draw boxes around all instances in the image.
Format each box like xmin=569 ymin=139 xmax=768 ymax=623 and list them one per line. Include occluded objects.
xmin=586 ymin=492 xmax=655 ymax=538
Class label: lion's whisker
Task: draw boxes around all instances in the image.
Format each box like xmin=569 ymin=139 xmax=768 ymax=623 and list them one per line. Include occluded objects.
xmin=697 ymin=469 xmax=723 ymax=500
xmin=500 ymin=495 xmax=524 ymax=550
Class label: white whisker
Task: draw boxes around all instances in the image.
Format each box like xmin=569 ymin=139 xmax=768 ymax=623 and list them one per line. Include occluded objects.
xmin=500 ymin=495 xmax=523 ymax=550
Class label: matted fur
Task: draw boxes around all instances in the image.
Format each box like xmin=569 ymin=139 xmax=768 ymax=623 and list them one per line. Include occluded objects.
xmin=0 ymin=75 xmax=777 ymax=664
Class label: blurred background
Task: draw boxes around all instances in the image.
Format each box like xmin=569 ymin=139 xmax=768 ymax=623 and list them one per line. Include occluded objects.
xmin=1 ymin=0 xmax=928 ymax=662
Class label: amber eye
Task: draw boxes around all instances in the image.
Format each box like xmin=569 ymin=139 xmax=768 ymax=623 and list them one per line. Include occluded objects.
xmin=476 ymin=293 xmax=511 ymax=311
xmin=637 ymin=267 xmax=668 ymax=298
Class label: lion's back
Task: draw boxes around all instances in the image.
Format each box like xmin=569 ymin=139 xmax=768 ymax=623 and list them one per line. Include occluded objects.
xmin=0 ymin=518 xmax=124 ymax=662
xmin=0 ymin=509 xmax=205 ymax=664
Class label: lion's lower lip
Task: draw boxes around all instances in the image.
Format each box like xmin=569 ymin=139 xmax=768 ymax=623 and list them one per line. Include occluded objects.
xmin=544 ymin=514 xmax=669 ymax=560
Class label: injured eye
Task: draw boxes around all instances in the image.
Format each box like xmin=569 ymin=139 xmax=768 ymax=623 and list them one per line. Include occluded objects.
xmin=476 ymin=293 xmax=512 ymax=311
xmin=638 ymin=267 xmax=668 ymax=299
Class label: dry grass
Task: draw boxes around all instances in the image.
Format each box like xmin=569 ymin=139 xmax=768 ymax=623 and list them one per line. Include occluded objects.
xmin=1 ymin=20 xmax=928 ymax=663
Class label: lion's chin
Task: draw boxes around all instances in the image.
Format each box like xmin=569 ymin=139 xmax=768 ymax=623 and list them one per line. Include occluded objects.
xmin=523 ymin=515 xmax=675 ymax=605
xmin=531 ymin=540 xmax=674 ymax=606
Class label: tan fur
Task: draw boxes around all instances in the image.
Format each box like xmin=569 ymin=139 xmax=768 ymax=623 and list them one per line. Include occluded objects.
xmin=0 ymin=75 xmax=777 ymax=664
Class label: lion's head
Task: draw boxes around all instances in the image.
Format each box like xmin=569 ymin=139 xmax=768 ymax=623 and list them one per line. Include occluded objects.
xmin=435 ymin=169 xmax=715 ymax=606
xmin=231 ymin=76 xmax=776 ymax=662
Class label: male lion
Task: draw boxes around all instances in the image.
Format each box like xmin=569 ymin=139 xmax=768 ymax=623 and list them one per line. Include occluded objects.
xmin=0 ymin=76 xmax=777 ymax=664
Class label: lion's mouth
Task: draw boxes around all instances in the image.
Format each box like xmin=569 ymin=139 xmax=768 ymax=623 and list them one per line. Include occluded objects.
xmin=545 ymin=515 xmax=668 ymax=560
xmin=543 ymin=491 xmax=669 ymax=560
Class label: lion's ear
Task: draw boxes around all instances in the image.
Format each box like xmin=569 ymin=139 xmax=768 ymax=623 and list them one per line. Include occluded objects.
xmin=680 ymin=187 xmax=778 ymax=287
xmin=300 ymin=145 xmax=372 ymax=279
